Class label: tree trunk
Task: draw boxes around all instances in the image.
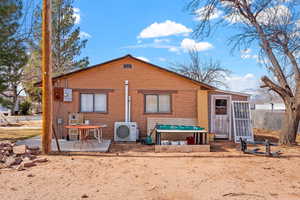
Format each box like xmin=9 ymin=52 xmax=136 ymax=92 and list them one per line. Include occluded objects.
xmin=12 ymin=85 xmax=19 ymax=115
xmin=280 ymin=110 xmax=300 ymax=145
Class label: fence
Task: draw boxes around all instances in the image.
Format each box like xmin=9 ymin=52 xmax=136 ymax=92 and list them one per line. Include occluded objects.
xmin=251 ymin=110 xmax=300 ymax=132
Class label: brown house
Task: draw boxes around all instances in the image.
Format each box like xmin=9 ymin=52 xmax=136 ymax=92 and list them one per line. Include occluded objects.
xmin=46 ymin=55 xmax=250 ymax=141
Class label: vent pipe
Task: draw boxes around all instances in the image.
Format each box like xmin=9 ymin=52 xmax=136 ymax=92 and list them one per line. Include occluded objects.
xmin=124 ymin=80 xmax=129 ymax=122
xmin=128 ymin=96 xmax=131 ymax=122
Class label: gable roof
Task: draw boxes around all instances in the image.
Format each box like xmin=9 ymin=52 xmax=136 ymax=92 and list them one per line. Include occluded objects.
xmin=35 ymin=54 xmax=215 ymax=90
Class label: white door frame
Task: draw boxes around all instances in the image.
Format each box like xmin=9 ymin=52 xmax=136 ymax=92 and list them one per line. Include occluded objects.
xmin=210 ymin=95 xmax=232 ymax=140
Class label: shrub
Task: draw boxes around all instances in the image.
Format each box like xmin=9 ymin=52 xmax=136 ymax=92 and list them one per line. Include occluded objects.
xmin=19 ymin=101 xmax=32 ymax=115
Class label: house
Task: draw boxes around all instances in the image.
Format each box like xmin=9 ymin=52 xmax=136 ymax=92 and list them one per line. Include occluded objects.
xmin=41 ymin=55 xmax=250 ymax=141
xmin=0 ymin=104 xmax=11 ymax=116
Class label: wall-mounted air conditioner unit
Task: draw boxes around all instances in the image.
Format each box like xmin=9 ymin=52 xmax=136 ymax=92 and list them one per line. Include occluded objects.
xmin=114 ymin=122 xmax=137 ymax=142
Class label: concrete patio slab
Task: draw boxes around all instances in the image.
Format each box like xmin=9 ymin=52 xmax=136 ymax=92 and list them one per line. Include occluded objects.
xmin=16 ymin=136 xmax=111 ymax=152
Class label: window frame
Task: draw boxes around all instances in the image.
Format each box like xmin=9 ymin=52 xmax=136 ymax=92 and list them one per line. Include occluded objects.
xmin=144 ymin=94 xmax=172 ymax=114
xmin=215 ymin=99 xmax=228 ymax=115
xmin=79 ymin=93 xmax=108 ymax=113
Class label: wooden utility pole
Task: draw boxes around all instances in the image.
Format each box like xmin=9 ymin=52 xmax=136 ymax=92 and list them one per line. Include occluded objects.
xmin=42 ymin=0 xmax=53 ymax=154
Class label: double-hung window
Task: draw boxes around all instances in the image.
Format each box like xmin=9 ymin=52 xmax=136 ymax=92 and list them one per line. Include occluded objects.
xmin=145 ymin=94 xmax=171 ymax=113
xmin=80 ymin=93 xmax=107 ymax=113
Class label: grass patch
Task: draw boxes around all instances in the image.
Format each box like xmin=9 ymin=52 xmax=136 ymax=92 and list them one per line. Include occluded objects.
xmin=0 ymin=128 xmax=41 ymax=142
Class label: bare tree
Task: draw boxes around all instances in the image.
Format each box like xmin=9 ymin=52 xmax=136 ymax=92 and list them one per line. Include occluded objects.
xmin=187 ymin=0 xmax=300 ymax=145
xmin=172 ymin=49 xmax=231 ymax=88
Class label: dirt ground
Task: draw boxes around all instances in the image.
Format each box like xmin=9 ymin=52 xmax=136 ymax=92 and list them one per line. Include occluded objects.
xmin=0 ymin=129 xmax=300 ymax=200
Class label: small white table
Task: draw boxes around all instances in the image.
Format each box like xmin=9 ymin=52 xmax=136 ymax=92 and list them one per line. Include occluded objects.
xmin=65 ymin=124 xmax=107 ymax=143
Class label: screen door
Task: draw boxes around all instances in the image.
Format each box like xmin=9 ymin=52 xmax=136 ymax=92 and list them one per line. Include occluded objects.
xmin=211 ymin=95 xmax=231 ymax=139
xmin=232 ymin=101 xmax=254 ymax=142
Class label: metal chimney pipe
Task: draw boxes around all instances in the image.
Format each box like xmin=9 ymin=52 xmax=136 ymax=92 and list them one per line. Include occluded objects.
xmin=128 ymin=96 xmax=131 ymax=122
xmin=124 ymin=80 xmax=129 ymax=122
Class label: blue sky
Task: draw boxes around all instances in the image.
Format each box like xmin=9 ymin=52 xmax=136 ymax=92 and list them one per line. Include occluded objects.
xmin=73 ymin=0 xmax=266 ymax=93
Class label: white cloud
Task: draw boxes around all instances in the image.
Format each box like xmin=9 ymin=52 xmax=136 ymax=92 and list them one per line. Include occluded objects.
xmin=194 ymin=6 xmax=222 ymax=21
xmin=138 ymin=20 xmax=192 ymax=38
xmin=168 ymin=47 xmax=180 ymax=52
xmin=79 ymin=31 xmax=91 ymax=38
xmin=73 ymin=8 xmax=81 ymax=24
xmin=296 ymin=19 xmax=300 ymax=28
xmin=122 ymin=38 xmax=212 ymax=54
xmin=294 ymin=51 xmax=300 ymax=59
xmin=240 ymin=49 xmax=269 ymax=64
xmin=257 ymin=5 xmax=290 ymax=25
xmin=136 ymin=56 xmax=150 ymax=62
xmin=122 ymin=43 xmax=178 ymax=51
xmin=225 ymin=5 xmax=291 ymax=25
xmin=241 ymin=48 xmax=251 ymax=54
xmin=257 ymin=57 xmax=270 ymax=64
xmin=180 ymin=38 xmax=213 ymax=52
xmin=225 ymin=73 xmax=259 ymax=92
xmin=158 ymin=57 xmax=167 ymax=62
xmin=154 ymin=38 xmax=170 ymax=43
xmin=241 ymin=48 xmax=255 ymax=59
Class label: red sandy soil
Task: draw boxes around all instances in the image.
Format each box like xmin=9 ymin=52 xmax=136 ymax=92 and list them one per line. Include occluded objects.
xmin=0 ymin=130 xmax=300 ymax=200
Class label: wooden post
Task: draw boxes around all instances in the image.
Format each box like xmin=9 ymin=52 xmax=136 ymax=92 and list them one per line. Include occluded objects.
xmin=42 ymin=0 xmax=53 ymax=154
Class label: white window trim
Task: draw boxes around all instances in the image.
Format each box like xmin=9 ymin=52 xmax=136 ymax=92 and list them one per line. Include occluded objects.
xmin=80 ymin=93 xmax=107 ymax=113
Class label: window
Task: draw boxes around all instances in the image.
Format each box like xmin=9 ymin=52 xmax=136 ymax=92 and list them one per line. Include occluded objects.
xmin=215 ymin=99 xmax=227 ymax=115
xmin=123 ymin=64 xmax=132 ymax=69
xmin=145 ymin=94 xmax=171 ymax=113
xmin=80 ymin=93 xmax=107 ymax=112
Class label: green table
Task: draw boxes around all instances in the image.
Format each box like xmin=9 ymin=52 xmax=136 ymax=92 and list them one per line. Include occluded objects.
xmin=155 ymin=125 xmax=208 ymax=145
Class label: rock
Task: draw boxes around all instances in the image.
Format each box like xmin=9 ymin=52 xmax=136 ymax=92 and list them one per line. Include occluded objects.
xmin=26 ymin=146 xmax=40 ymax=151
xmin=22 ymin=154 xmax=37 ymax=160
xmin=27 ymin=173 xmax=34 ymax=177
xmin=33 ymin=158 xmax=48 ymax=163
xmin=13 ymin=145 xmax=26 ymax=155
xmin=23 ymin=161 xmax=36 ymax=168
xmin=3 ymin=146 xmax=13 ymax=154
xmin=25 ymin=146 xmax=41 ymax=155
xmin=14 ymin=157 xmax=23 ymax=165
xmin=0 ymin=154 xmax=5 ymax=162
xmin=23 ymin=157 xmax=31 ymax=162
xmin=0 ymin=163 xmax=6 ymax=169
xmin=81 ymin=194 xmax=89 ymax=198
xmin=16 ymin=163 xmax=24 ymax=171
xmin=26 ymin=149 xmax=41 ymax=155
xmin=5 ymin=157 xmax=18 ymax=167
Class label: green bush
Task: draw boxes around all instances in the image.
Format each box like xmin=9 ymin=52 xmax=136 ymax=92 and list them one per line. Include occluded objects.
xmin=19 ymin=101 xmax=32 ymax=115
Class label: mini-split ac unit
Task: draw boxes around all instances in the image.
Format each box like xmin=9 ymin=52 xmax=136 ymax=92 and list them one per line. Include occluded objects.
xmin=114 ymin=122 xmax=137 ymax=142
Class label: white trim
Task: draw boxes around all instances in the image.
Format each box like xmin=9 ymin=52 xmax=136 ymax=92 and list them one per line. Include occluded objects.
xmin=210 ymin=95 xmax=232 ymax=140
xmin=215 ymin=89 xmax=250 ymax=97
xmin=232 ymin=101 xmax=237 ymax=142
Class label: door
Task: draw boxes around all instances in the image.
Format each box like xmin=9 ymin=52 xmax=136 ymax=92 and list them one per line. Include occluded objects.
xmin=232 ymin=101 xmax=254 ymax=142
xmin=211 ymin=95 xmax=231 ymax=139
